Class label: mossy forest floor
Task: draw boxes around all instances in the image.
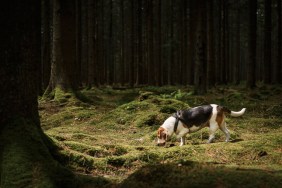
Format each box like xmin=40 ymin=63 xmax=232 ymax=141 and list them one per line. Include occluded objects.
xmin=39 ymin=85 xmax=282 ymax=187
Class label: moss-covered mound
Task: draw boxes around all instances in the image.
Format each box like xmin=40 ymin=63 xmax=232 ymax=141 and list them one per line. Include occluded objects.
xmin=94 ymin=91 xmax=190 ymax=129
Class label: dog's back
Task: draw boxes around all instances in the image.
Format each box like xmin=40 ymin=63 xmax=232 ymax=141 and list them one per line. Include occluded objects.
xmin=176 ymin=105 xmax=213 ymax=127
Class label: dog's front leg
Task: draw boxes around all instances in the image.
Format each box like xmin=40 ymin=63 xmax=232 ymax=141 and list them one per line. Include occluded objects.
xmin=180 ymin=137 xmax=185 ymax=146
xmin=177 ymin=129 xmax=189 ymax=146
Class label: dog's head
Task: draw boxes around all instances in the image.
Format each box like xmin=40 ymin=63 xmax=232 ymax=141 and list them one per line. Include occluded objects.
xmin=156 ymin=127 xmax=169 ymax=146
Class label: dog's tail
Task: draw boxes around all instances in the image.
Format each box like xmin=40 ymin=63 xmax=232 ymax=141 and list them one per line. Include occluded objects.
xmin=230 ymin=108 xmax=246 ymax=117
xmin=221 ymin=106 xmax=246 ymax=117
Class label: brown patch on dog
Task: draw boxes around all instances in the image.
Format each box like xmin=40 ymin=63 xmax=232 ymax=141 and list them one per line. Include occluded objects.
xmin=216 ymin=106 xmax=224 ymax=126
xmin=157 ymin=127 xmax=166 ymax=139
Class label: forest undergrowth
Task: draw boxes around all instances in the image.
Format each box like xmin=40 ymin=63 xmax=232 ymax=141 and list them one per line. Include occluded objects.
xmin=39 ymin=85 xmax=282 ymax=187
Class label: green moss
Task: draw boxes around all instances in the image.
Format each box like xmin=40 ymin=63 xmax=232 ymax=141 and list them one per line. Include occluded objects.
xmin=136 ymin=112 xmax=161 ymax=127
xmin=102 ymin=145 xmax=128 ymax=156
xmin=98 ymin=93 xmax=189 ymax=129
xmin=53 ymin=87 xmax=72 ymax=103
xmin=0 ymin=118 xmax=78 ymax=188
xmin=107 ymin=157 xmax=126 ymax=167
xmin=139 ymin=151 xmax=160 ymax=162
xmin=64 ymin=141 xmax=107 ymax=157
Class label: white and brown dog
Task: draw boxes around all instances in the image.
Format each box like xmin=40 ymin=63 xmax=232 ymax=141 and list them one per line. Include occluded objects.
xmin=157 ymin=104 xmax=246 ymax=146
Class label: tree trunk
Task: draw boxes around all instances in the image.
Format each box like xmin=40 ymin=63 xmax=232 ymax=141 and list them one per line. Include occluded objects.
xmin=44 ymin=0 xmax=78 ymax=99
xmin=41 ymin=0 xmax=51 ymax=94
xmin=194 ymin=0 xmax=207 ymax=94
xmin=264 ymin=0 xmax=272 ymax=83
xmin=61 ymin=0 xmax=77 ymax=89
xmin=247 ymin=0 xmax=257 ymax=88
xmin=207 ymin=0 xmax=215 ymax=87
xmin=277 ymin=0 xmax=282 ymax=83
xmin=80 ymin=0 xmax=88 ymax=85
xmin=234 ymin=0 xmax=241 ymax=84
xmin=0 ymin=1 xmax=76 ymax=187
xmin=88 ymin=0 xmax=95 ymax=87
xmin=220 ymin=0 xmax=227 ymax=84
xmin=75 ymin=0 xmax=82 ymax=88
xmin=187 ymin=0 xmax=196 ymax=85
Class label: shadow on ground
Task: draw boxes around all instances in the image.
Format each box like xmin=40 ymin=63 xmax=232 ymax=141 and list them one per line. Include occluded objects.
xmin=118 ymin=161 xmax=282 ymax=188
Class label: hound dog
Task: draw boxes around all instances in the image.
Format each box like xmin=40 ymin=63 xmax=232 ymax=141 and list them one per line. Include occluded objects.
xmin=157 ymin=104 xmax=246 ymax=146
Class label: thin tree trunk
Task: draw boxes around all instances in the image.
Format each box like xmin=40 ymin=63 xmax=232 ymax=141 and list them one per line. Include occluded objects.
xmin=188 ymin=0 xmax=195 ymax=85
xmin=45 ymin=0 xmax=64 ymax=93
xmin=207 ymin=0 xmax=215 ymax=87
xmin=41 ymin=0 xmax=51 ymax=94
xmin=247 ymin=0 xmax=257 ymax=88
xmin=81 ymin=0 xmax=88 ymax=86
xmin=234 ymin=0 xmax=241 ymax=84
xmin=220 ymin=0 xmax=227 ymax=84
xmin=264 ymin=0 xmax=272 ymax=83
xmin=75 ymin=0 xmax=82 ymax=87
xmin=157 ymin=0 xmax=162 ymax=85
xmin=194 ymin=0 xmax=207 ymax=94
xmin=277 ymin=0 xmax=282 ymax=83
xmin=88 ymin=0 xmax=95 ymax=87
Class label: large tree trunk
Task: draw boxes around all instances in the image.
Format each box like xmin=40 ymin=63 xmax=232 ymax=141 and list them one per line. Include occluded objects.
xmin=0 ymin=1 xmax=76 ymax=187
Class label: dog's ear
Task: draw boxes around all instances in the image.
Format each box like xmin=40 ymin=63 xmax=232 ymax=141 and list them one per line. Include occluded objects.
xmin=157 ymin=127 xmax=165 ymax=138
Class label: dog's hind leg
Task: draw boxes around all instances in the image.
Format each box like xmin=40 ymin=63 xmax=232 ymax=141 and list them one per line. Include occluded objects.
xmin=180 ymin=136 xmax=186 ymax=146
xmin=177 ymin=129 xmax=189 ymax=146
xmin=219 ymin=122 xmax=230 ymax=142
xmin=207 ymin=122 xmax=219 ymax=143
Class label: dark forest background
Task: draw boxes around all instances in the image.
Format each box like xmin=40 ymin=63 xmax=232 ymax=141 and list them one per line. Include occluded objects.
xmin=41 ymin=0 xmax=282 ymax=95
